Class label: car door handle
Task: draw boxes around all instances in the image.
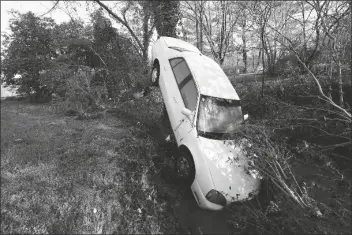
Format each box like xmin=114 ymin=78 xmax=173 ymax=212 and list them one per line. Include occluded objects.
xmin=173 ymin=97 xmax=177 ymax=103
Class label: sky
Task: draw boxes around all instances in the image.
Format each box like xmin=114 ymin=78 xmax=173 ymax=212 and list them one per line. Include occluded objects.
xmin=1 ymin=1 xmax=70 ymax=29
xmin=0 ymin=1 xmax=125 ymax=45
xmin=1 ymin=1 xmax=89 ymax=37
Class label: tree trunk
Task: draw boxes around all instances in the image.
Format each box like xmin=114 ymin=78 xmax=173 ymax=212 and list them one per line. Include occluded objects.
xmin=199 ymin=1 xmax=204 ymax=52
xmin=195 ymin=3 xmax=199 ymax=49
xmin=255 ymin=49 xmax=261 ymax=72
xmin=153 ymin=0 xmax=180 ymax=38
xmin=337 ymin=61 xmax=344 ymax=107
xmin=265 ymin=38 xmax=273 ymax=75
xmin=142 ymin=13 xmax=150 ymax=65
xmin=242 ymin=20 xmax=247 ymax=73
xmin=261 ymin=47 xmax=265 ymax=98
xmin=301 ymin=2 xmax=307 ymax=61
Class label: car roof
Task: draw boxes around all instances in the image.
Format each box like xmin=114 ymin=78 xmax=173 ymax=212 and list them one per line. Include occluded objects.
xmin=184 ymin=53 xmax=240 ymax=100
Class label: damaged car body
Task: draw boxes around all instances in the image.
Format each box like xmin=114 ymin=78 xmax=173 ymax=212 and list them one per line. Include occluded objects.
xmin=151 ymin=36 xmax=262 ymax=210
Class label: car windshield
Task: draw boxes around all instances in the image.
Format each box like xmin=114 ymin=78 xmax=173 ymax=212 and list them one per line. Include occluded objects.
xmin=197 ymin=95 xmax=244 ymax=138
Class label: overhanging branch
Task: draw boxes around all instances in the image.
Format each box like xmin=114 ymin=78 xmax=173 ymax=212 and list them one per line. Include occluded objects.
xmin=93 ymin=0 xmax=144 ymax=53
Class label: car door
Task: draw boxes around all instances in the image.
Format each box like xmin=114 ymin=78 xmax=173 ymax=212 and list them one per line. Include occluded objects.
xmin=168 ymin=57 xmax=199 ymax=144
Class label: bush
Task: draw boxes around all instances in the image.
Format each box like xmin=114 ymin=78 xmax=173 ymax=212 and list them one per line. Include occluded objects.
xmin=227 ymin=107 xmax=351 ymax=234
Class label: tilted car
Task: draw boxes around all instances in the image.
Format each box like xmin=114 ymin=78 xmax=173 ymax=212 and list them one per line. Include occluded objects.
xmin=150 ymin=36 xmax=261 ymax=210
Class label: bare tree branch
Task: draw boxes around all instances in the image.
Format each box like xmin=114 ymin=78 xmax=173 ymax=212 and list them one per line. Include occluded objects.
xmin=267 ymin=24 xmax=351 ymax=119
xmin=38 ymin=1 xmax=60 ymax=17
xmin=93 ymin=0 xmax=144 ymax=53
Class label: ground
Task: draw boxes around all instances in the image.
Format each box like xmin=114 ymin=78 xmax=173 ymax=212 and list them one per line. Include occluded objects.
xmin=0 ymin=98 xmax=239 ymax=234
xmin=1 ymin=81 xmax=351 ymax=234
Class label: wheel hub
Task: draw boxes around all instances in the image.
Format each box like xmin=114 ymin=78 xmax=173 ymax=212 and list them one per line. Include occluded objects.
xmin=176 ymin=157 xmax=190 ymax=178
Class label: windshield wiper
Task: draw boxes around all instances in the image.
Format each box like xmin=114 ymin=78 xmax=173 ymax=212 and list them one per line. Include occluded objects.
xmin=198 ymin=124 xmax=245 ymax=140
xmin=198 ymin=131 xmax=233 ymax=140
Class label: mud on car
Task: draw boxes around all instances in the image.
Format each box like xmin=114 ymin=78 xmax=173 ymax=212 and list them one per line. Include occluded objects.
xmin=150 ymin=36 xmax=261 ymax=210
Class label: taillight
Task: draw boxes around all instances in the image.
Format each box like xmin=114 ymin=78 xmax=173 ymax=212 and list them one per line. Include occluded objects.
xmin=205 ymin=189 xmax=226 ymax=206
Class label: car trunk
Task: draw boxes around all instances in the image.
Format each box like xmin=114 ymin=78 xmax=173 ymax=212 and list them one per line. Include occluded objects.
xmin=162 ymin=37 xmax=200 ymax=53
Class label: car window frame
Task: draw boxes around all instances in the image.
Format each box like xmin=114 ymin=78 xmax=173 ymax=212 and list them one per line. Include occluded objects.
xmin=169 ymin=57 xmax=199 ymax=111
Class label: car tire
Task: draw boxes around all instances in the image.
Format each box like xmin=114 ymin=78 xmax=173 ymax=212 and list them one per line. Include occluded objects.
xmin=151 ymin=63 xmax=160 ymax=87
xmin=174 ymin=149 xmax=195 ymax=187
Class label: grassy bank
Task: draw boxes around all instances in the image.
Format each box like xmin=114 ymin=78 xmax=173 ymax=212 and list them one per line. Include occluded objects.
xmin=1 ymin=99 xmax=181 ymax=234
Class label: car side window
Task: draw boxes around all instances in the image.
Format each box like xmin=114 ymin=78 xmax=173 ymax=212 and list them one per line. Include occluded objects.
xmin=180 ymin=79 xmax=198 ymax=111
xmin=170 ymin=58 xmax=183 ymax=68
xmin=170 ymin=59 xmax=191 ymax=85
xmin=169 ymin=58 xmax=198 ymax=111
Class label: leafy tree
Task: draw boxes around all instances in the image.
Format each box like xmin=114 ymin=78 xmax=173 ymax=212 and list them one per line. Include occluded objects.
xmin=1 ymin=11 xmax=57 ymax=99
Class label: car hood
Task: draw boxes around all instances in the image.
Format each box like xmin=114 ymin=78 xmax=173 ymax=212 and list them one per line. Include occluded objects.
xmin=198 ymin=136 xmax=261 ymax=202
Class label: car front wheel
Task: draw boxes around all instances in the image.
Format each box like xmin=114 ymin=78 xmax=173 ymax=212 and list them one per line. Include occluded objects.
xmin=175 ymin=149 xmax=195 ymax=187
xmin=151 ymin=64 xmax=160 ymax=87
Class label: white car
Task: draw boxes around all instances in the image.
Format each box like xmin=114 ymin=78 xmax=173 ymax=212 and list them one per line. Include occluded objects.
xmin=150 ymin=36 xmax=261 ymax=210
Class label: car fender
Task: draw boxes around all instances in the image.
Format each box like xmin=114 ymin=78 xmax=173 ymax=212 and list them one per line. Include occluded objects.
xmin=179 ymin=135 xmax=215 ymax=196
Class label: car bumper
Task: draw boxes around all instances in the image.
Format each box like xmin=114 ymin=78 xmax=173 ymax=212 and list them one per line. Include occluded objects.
xmin=191 ymin=180 xmax=224 ymax=211
xmin=191 ymin=179 xmax=260 ymax=211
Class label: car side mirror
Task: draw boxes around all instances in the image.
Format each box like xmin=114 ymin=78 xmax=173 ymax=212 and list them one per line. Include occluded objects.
xmin=181 ymin=107 xmax=192 ymax=121
xmin=244 ymin=114 xmax=249 ymax=121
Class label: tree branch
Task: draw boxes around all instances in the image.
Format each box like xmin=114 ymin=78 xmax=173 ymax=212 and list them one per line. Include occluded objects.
xmin=38 ymin=1 xmax=60 ymax=17
xmin=267 ymin=24 xmax=351 ymax=119
xmin=93 ymin=0 xmax=144 ymax=53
